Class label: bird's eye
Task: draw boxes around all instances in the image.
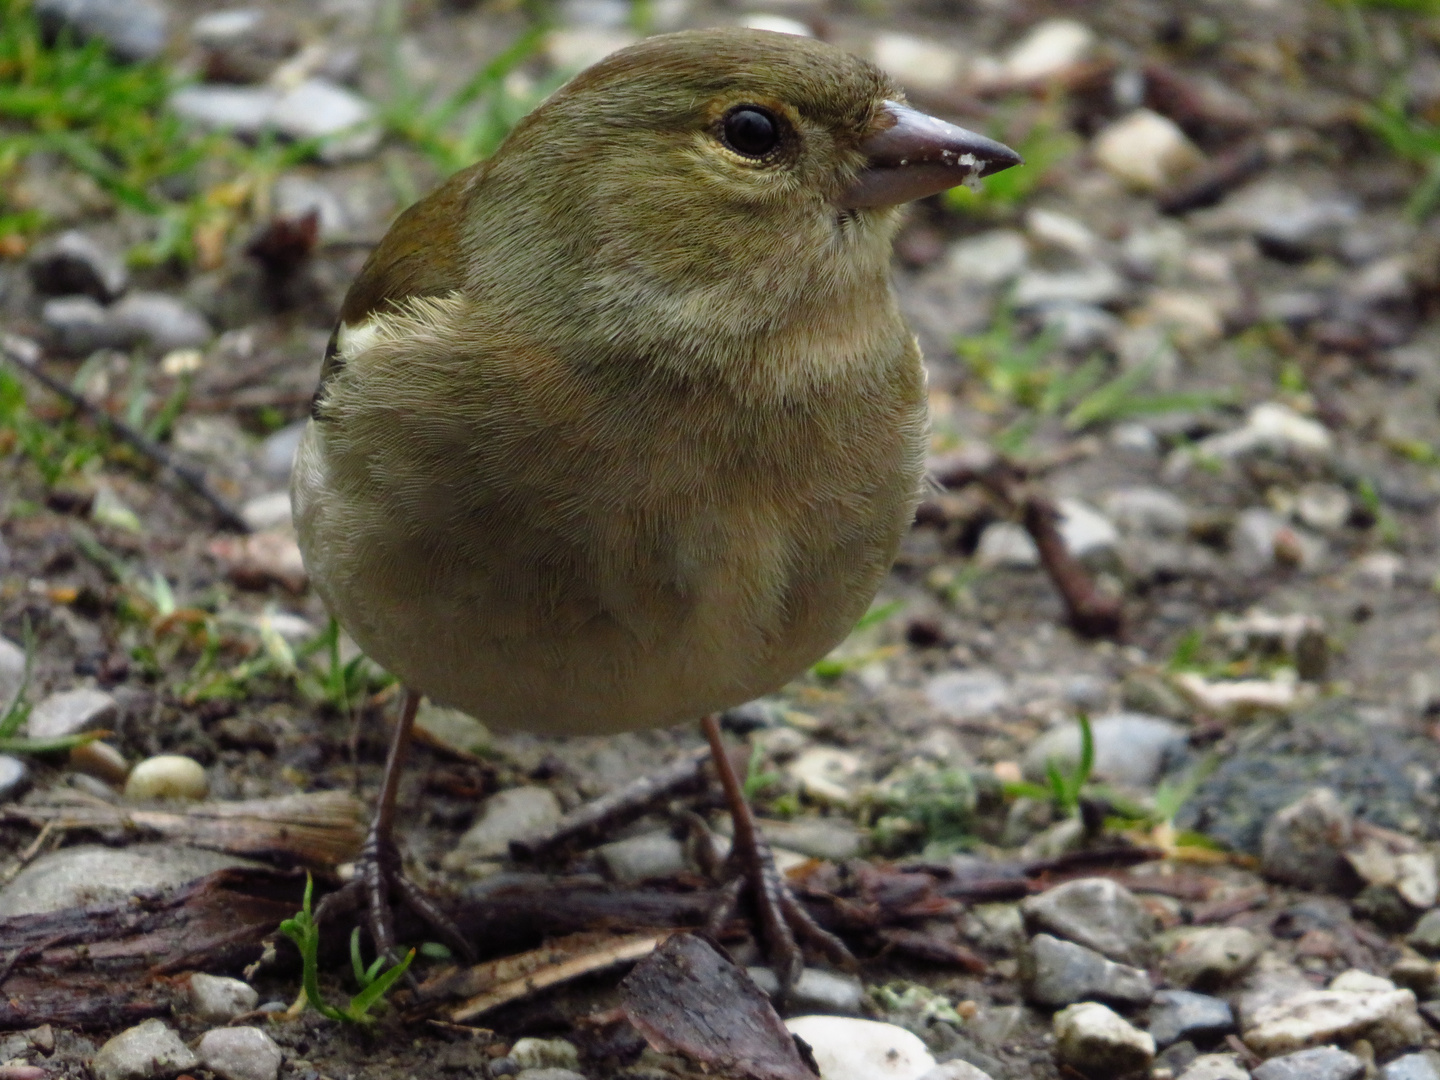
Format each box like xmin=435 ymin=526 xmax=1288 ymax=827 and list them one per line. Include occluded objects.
xmin=721 ymin=106 xmax=780 ymax=159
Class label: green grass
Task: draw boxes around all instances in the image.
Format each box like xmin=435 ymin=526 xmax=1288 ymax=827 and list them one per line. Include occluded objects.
xmin=1002 ymin=712 xmax=1095 ymax=819
xmin=279 ymin=875 xmax=414 ymax=1025
xmin=0 ymin=618 xmax=109 ymax=755
xmin=1368 ymin=85 xmax=1440 ymax=219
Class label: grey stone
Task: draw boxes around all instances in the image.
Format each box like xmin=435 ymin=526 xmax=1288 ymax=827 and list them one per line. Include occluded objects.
xmin=973 ymin=521 xmax=1039 ymax=568
xmin=110 ymin=292 xmax=213 ymax=352
xmin=1023 ymin=712 xmax=1187 ymax=790
xmin=1012 ymin=263 xmax=1126 ymax=309
xmin=755 ymin=816 xmax=864 ymax=861
xmin=1409 ymin=908 xmax=1440 ymax=956
xmin=1251 ymin=1046 xmax=1364 ymax=1080
xmin=28 ymin=230 xmax=129 ymax=301
xmin=268 ymin=78 xmax=380 ymax=161
xmin=1022 ymin=877 xmax=1156 ymax=966
xmin=1038 ymin=302 xmax=1121 ymax=351
xmin=926 ymin=669 xmax=1011 ymax=721
xmin=1020 ymin=933 xmax=1153 ymax=1007
xmin=747 ymin=966 xmax=865 ymax=1014
xmin=0 ymin=755 xmax=28 ymax=800
xmin=945 ymin=230 xmax=1027 ymax=288
xmin=1203 ymin=179 xmax=1359 ymax=258
xmin=0 ymin=843 xmax=255 ymax=917
xmin=446 ymin=787 xmax=562 ymax=865
xmin=196 ymin=1027 xmax=282 ymax=1080
xmin=42 ymin=295 xmax=126 ymax=354
xmin=1053 ymin=1002 xmax=1155 ymax=1077
xmin=1057 ymin=498 xmax=1120 ymax=561
xmin=91 ymin=1019 xmax=199 ymax=1080
xmin=1177 ymin=1056 xmax=1250 ymax=1080
xmin=1162 ymin=927 xmax=1264 ymax=990
xmin=1147 ymin=989 xmax=1235 ymax=1048
xmin=509 ymin=1038 xmax=580 ymax=1071
xmin=1383 ymin=1051 xmax=1440 ymax=1080
xmin=188 ymin=973 xmax=259 ymax=1023
xmin=35 ymin=0 xmax=168 ymax=62
xmin=259 ymin=420 xmax=306 ymax=480
xmin=169 ymin=84 xmax=279 ymax=134
xmin=26 ymin=687 xmax=117 ymax=739
xmin=1103 ymin=487 xmax=1190 ymax=536
xmin=1156 ymin=1041 xmax=1199 ymax=1075
xmin=1261 ymin=788 xmax=1356 ymax=892
xmin=0 ymin=637 xmax=24 ymax=710
xmin=596 ymin=832 xmax=689 ymax=883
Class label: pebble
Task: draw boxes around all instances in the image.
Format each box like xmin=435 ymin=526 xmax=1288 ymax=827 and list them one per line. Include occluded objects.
xmin=170 ymin=85 xmax=279 ymax=133
xmin=785 ymin=1016 xmax=937 ymax=1080
xmin=1194 ymin=402 xmax=1335 ymax=462
xmin=1012 ymin=263 xmax=1126 ymax=309
xmin=27 ymin=687 xmax=117 ymax=740
xmin=1092 ymin=109 xmax=1203 ymax=191
xmin=34 ymin=0 xmax=168 ymax=62
xmin=1021 ymin=933 xmax=1154 ymax=1007
xmin=124 ymin=754 xmax=208 ymax=801
xmin=974 ymin=521 xmax=1039 ymax=568
xmin=28 ymin=229 xmax=129 ymax=301
xmin=239 ymin=490 xmax=293 ymax=532
xmin=1178 ymin=1056 xmax=1250 ymax=1080
xmin=747 ymin=967 xmax=866 ymax=1014
xmin=1148 ymin=989 xmax=1236 ymax=1048
xmin=513 ymin=1071 xmax=587 ymax=1080
xmin=1161 ymin=927 xmax=1264 ymax=990
xmin=0 ymin=636 xmax=24 ymax=709
xmin=1408 ymin=908 xmax=1440 ymax=955
xmin=110 ymin=291 xmax=214 ymax=352
xmin=1242 ymin=979 xmax=1423 ymax=1057
xmin=1230 ymin=508 xmax=1321 ymax=574
xmin=1260 ymin=788 xmax=1356 ymax=892
xmin=1383 ymin=1051 xmax=1440 ymax=1080
xmin=188 ymin=973 xmax=260 ymax=1023
xmin=1039 ymin=302 xmax=1121 ymax=351
xmin=1023 ymin=712 xmax=1187 ymax=790
xmin=1056 ymin=498 xmax=1119 ymax=562
xmin=270 ymin=175 xmax=351 ymax=239
xmin=1052 ymin=1001 xmax=1155 ymax=1077
xmin=171 ymin=79 xmax=381 ymax=161
xmin=197 ymin=1027 xmax=283 ymax=1080
xmin=41 ymin=295 xmax=124 ymax=355
xmin=787 ymin=746 xmax=863 ymax=805
xmin=90 ymin=1019 xmax=199 ymax=1080
xmin=1251 ymin=1045 xmax=1365 ymax=1080
xmin=0 ymin=843 xmax=255 ymax=918
xmin=1201 ymin=179 xmax=1359 ymax=259
xmin=208 ymin=530 xmax=308 ymax=593
xmin=871 ymin=32 xmax=965 ymax=92
xmin=0 ymin=755 xmax=29 ymax=800
xmin=1296 ymin=483 xmax=1351 ymax=533
xmin=755 ymin=816 xmax=864 ymax=861
xmin=596 ymin=831 xmax=689 ymax=883
xmin=926 ymin=669 xmax=1012 ymax=721
xmin=415 ymin=701 xmax=491 ymax=756
xmin=1022 ymin=878 xmax=1156 ymax=966
xmin=1002 ymin=18 xmax=1094 ymax=83
xmin=509 ymin=1038 xmax=580 ymax=1072
xmin=444 ymin=787 xmax=562 ymax=868
xmin=69 ymin=738 xmax=131 ymax=785
xmin=260 ymin=420 xmax=307 ymax=480
xmin=945 ymin=230 xmax=1028 ymax=288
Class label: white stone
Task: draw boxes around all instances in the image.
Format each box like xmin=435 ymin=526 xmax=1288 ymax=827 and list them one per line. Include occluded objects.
xmin=596 ymin=832 xmax=689 ymax=883
xmin=1243 ymin=986 xmax=1421 ymax=1056
xmin=946 ymin=230 xmax=1028 ymax=287
xmin=1053 ymin=1002 xmax=1155 ymax=1076
xmin=1398 ymin=852 xmax=1439 ymax=909
xmin=918 ymin=1062 xmax=997 ymax=1080
xmin=787 ymin=746 xmax=863 ymax=805
xmin=1330 ymin=969 xmax=1398 ymax=994
xmin=737 ymin=13 xmax=812 ymax=36
xmin=189 ymin=973 xmax=259 ymax=1023
xmin=1012 ymin=263 xmax=1126 ymax=308
xmin=1102 ymin=487 xmax=1189 ymax=535
xmin=91 ymin=1019 xmax=199 ymax=1080
xmin=1141 ymin=289 xmax=1225 ymax=347
xmin=124 ymin=754 xmax=209 ymax=801
xmin=1174 ymin=671 xmax=1302 ymax=717
xmin=1092 ymin=109 xmax=1203 ymax=192
xmin=926 ymin=669 xmax=1011 ymax=720
xmin=1177 ymin=1055 xmax=1251 ymax=1080
xmin=1296 ymin=483 xmax=1351 ymax=533
xmin=269 ymin=78 xmax=380 ymax=161
xmin=1003 ymin=19 xmax=1095 ymax=83
xmin=785 ymin=1016 xmax=937 ymax=1080
xmin=170 ymin=84 xmax=280 ymax=133
xmin=1056 ymin=498 xmax=1119 ymax=559
xmin=975 ymin=521 xmax=1039 ymax=568
xmin=546 ymin=29 xmax=636 ymax=71
xmin=510 ymin=1038 xmax=580 ymax=1071
xmin=26 ymin=687 xmax=117 ymax=739
xmin=1197 ymin=402 xmax=1333 ymax=461
xmin=872 ymin=33 xmax=965 ymax=91
xmin=240 ymin=491 xmax=292 ymax=532
xmin=1026 ymin=208 xmax=1099 ymax=258
xmin=197 ymin=1026 xmax=282 ymax=1080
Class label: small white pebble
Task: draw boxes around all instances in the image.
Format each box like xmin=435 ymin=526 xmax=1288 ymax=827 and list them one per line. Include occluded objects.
xmin=124 ymin=754 xmax=209 ymax=801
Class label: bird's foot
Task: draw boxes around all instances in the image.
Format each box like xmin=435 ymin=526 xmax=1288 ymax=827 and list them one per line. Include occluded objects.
xmin=704 ymin=826 xmax=854 ymax=998
xmin=314 ymin=825 xmax=475 ymax=967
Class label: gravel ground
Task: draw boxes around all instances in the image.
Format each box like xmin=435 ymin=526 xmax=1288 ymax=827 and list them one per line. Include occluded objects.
xmin=7 ymin=1 xmax=1440 ymax=1079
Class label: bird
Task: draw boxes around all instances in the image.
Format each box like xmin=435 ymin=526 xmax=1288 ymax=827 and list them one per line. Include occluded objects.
xmin=291 ymin=26 xmax=1020 ymax=989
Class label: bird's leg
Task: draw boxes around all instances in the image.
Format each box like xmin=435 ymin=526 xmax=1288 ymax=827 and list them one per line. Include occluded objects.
xmin=315 ymin=687 xmax=475 ymax=965
xmin=700 ymin=713 xmax=853 ymax=999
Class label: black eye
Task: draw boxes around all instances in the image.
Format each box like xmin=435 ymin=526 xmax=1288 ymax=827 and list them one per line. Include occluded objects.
xmin=722 ymin=106 xmax=780 ymax=158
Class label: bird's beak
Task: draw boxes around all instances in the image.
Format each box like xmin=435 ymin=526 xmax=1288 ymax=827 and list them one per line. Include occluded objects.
xmin=840 ymin=101 xmax=1023 ymax=209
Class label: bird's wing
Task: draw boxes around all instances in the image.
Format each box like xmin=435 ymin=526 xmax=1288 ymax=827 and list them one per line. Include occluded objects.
xmin=311 ymin=161 xmax=485 ymax=420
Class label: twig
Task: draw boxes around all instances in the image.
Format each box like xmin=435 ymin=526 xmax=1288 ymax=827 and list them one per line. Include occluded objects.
xmin=509 ymin=747 xmax=711 ymax=860
xmin=0 ymin=333 xmax=250 ymax=533
xmin=0 ymin=820 xmax=56 ymax=887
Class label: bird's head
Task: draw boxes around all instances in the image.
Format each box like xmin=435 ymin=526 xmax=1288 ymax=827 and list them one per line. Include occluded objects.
xmin=456 ymin=29 xmax=1020 ymax=376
